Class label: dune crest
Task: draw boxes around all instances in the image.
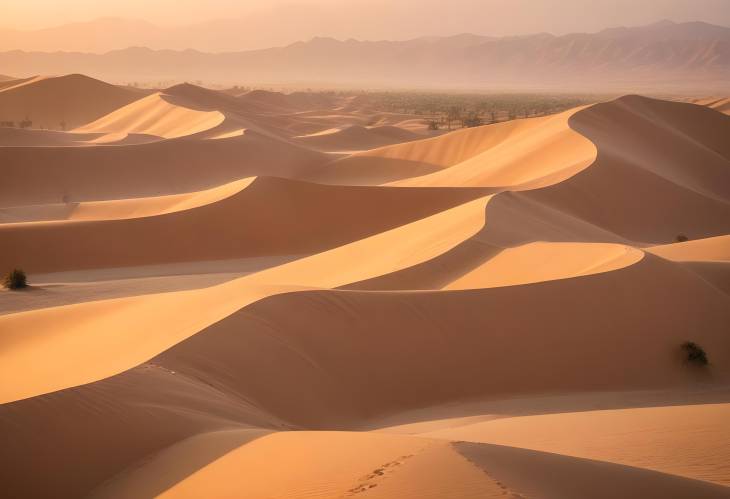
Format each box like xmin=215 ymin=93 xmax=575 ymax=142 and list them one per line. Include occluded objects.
xmin=75 ymin=92 xmax=226 ymax=139
xmin=1 ymin=73 xmax=729 ymax=498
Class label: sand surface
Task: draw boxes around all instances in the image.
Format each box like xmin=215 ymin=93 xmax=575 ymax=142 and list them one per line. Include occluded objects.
xmin=1 ymin=76 xmax=729 ymax=498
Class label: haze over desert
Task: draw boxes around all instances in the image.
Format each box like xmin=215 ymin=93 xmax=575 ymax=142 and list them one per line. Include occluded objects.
xmin=1 ymin=1 xmax=730 ymax=498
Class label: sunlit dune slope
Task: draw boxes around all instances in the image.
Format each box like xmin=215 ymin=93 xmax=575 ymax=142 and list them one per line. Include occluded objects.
xmin=0 ymin=195 xmax=493 ymax=404
xmin=310 ymin=107 xmax=595 ymax=187
xmin=90 ymin=432 xmax=729 ymax=499
xmin=0 ymin=177 xmax=488 ymax=273
xmin=313 ymin=97 xmax=730 ymax=244
xmin=0 ymin=75 xmax=38 ymax=91
xmin=455 ymin=442 xmax=730 ymax=499
xmin=1 ymin=252 xmax=729 ymax=497
xmin=0 ymin=177 xmax=256 ymax=224
xmin=647 ymin=235 xmax=730 ymax=294
xmin=0 ymin=74 xmax=145 ymax=129
xmin=523 ymin=96 xmax=730 ymax=243
xmin=647 ymin=235 xmax=730 ymax=262
xmin=2 ymin=82 xmax=730 ymax=499
xmin=345 ymin=189 xmax=635 ymax=291
xmin=75 ymin=92 xmax=225 ymax=139
xmin=693 ymin=96 xmax=730 ymax=115
xmin=420 ymin=403 xmax=730 ymax=486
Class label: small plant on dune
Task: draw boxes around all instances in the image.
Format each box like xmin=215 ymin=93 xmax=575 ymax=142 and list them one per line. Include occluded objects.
xmin=676 ymin=234 xmax=689 ymax=242
xmin=427 ymin=119 xmax=440 ymax=131
xmin=3 ymin=268 xmax=27 ymax=290
xmin=462 ymin=115 xmax=483 ymax=128
xmin=681 ymin=341 xmax=708 ymax=366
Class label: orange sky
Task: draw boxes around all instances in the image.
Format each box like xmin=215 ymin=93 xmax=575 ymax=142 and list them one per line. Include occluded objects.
xmin=4 ymin=0 xmax=730 ymax=33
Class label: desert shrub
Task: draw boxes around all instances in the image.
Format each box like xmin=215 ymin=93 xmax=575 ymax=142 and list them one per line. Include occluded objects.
xmin=463 ymin=115 xmax=483 ymax=128
xmin=676 ymin=234 xmax=689 ymax=242
xmin=3 ymin=269 xmax=27 ymax=290
xmin=427 ymin=119 xmax=440 ymax=130
xmin=681 ymin=341 xmax=708 ymax=366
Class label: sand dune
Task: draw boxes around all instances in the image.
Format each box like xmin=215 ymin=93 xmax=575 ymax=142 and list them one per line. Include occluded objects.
xmin=0 ymin=177 xmax=487 ymax=273
xmin=1 ymin=75 xmax=729 ymax=498
xmin=0 ymin=126 xmax=102 ymax=146
xmin=0 ymin=194 xmax=493 ymax=403
xmin=423 ymin=403 xmax=730 ymax=486
xmin=294 ymin=125 xmax=422 ymax=152
xmin=2 ymin=252 xmax=729 ymax=496
xmin=693 ymin=96 xmax=730 ymax=115
xmin=0 ymin=177 xmax=256 ymax=224
xmin=456 ymin=442 xmax=730 ymax=499
xmin=0 ymin=74 xmax=145 ymax=129
xmin=0 ymin=130 xmax=327 ymax=205
xmin=309 ymin=107 xmax=594 ymax=186
xmin=648 ymin=235 xmax=730 ymax=262
xmin=313 ymin=97 xmax=730 ymax=244
xmin=75 ymin=92 xmax=226 ymax=139
xmin=0 ymin=74 xmax=37 ymax=90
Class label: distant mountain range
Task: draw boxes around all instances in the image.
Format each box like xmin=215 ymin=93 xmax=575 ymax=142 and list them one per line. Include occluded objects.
xmin=1 ymin=21 xmax=729 ymax=91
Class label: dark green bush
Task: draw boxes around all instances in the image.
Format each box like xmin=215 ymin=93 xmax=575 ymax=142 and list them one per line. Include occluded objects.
xmin=681 ymin=341 xmax=708 ymax=366
xmin=3 ymin=269 xmax=27 ymax=290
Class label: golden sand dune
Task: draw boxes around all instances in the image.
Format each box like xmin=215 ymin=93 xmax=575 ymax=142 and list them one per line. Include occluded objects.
xmin=75 ymin=92 xmax=226 ymax=139
xmin=0 ymin=74 xmax=145 ymax=129
xmin=0 ymin=131 xmax=327 ymax=205
xmin=648 ymin=235 xmax=730 ymax=262
xmin=2 ymin=253 xmax=729 ymax=496
xmin=693 ymin=97 xmax=730 ymax=115
xmin=0 ymin=75 xmax=40 ymax=91
xmin=294 ymin=124 xmax=422 ymax=152
xmin=0 ymin=177 xmax=256 ymax=224
xmin=419 ymin=402 xmax=730 ymax=485
xmin=0 ymin=195 xmax=492 ymax=403
xmin=311 ymin=107 xmax=595 ymax=186
xmin=88 ymin=431 xmax=730 ymax=499
xmin=0 ymin=126 xmax=103 ymax=146
xmin=0 ymin=177 xmax=487 ymax=273
xmin=1 ymin=77 xmax=729 ymax=498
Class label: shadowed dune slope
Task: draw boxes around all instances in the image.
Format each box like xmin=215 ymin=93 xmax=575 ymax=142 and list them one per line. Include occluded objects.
xmin=455 ymin=442 xmax=730 ymax=499
xmin=424 ymin=403 xmax=730 ymax=486
xmin=308 ymin=107 xmax=594 ymax=186
xmin=0 ymin=131 xmax=327 ymax=205
xmin=2 ymin=87 xmax=730 ymax=499
xmin=0 ymin=74 xmax=145 ymax=129
xmin=522 ymin=96 xmax=730 ymax=244
xmin=647 ymin=235 xmax=730 ymax=262
xmin=0 ymin=177 xmax=256 ymax=224
xmin=693 ymin=96 xmax=730 ymax=115
xmin=0 ymin=195 xmax=494 ymax=403
xmin=294 ymin=125 xmax=422 ymax=152
xmin=0 ymin=127 xmax=102 ymax=146
xmin=1 ymin=253 xmax=729 ymax=497
xmin=0 ymin=177 xmax=488 ymax=273
xmin=0 ymin=75 xmax=37 ymax=90
xmin=311 ymin=97 xmax=730 ymax=244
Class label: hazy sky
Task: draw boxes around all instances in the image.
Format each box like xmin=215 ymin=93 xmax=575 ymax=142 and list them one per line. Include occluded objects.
xmin=4 ymin=0 xmax=730 ymax=36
